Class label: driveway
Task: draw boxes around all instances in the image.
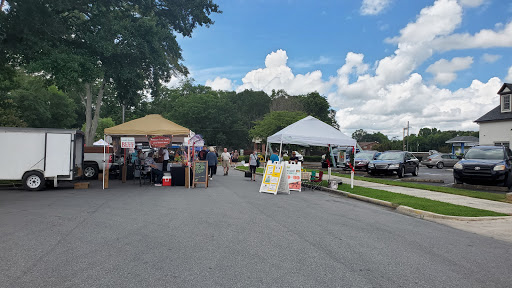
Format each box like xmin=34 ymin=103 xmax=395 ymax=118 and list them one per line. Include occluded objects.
xmin=1 ymin=172 xmax=511 ymax=287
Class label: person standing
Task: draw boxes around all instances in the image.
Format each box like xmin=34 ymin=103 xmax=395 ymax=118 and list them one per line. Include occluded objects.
xmin=270 ymin=150 xmax=280 ymax=163
xmin=162 ymin=147 xmax=169 ymax=172
xmin=206 ymin=147 xmax=218 ymax=180
xmin=198 ymin=146 xmax=208 ymax=160
xmin=232 ymin=150 xmax=239 ymax=167
xmin=249 ymin=151 xmax=258 ymax=181
xmin=221 ymin=148 xmax=231 ymax=175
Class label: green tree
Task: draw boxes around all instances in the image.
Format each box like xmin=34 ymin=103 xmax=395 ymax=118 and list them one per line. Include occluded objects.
xmin=352 ymin=129 xmax=368 ymax=142
xmin=249 ymin=111 xmax=308 ymax=141
xmin=1 ymin=0 xmax=220 ymax=145
xmin=9 ymin=73 xmax=77 ymax=128
xmin=82 ymin=118 xmax=116 ymax=142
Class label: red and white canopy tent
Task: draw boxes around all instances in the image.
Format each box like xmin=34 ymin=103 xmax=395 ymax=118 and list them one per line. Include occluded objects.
xmin=266 ymin=116 xmax=357 ymax=187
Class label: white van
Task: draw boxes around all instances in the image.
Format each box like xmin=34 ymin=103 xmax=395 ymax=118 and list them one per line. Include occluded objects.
xmin=0 ymin=127 xmax=84 ymax=190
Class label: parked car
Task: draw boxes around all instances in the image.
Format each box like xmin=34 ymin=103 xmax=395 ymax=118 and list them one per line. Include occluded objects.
xmin=368 ymin=151 xmax=419 ymax=178
xmin=453 ymin=145 xmax=512 ymax=187
xmin=421 ymin=153 xmax=459 ymax=169
xmin=344 ymin=150 xmax=381 ymax=171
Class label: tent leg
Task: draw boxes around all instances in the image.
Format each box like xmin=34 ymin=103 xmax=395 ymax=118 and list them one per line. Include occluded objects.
xmin=264 ymin=138 xmax=269 ymax=167
xmin=279 ymin=136 xmax=283 ymax=162
xmin=103 ymin=134 xmax=106 ymax=190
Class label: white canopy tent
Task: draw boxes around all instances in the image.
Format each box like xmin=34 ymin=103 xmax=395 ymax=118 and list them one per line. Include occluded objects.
xmin=267 ymin=115 xmax=356 ymax=148
xmin=266 ymin=115 xmax=357 ymax=187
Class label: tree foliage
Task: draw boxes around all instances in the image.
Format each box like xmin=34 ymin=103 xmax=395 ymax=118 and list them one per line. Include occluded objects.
xmin=1 ymin=0 xmax=220 ymax=144
xmin=249 ymin=111 xmax=308 ymax=141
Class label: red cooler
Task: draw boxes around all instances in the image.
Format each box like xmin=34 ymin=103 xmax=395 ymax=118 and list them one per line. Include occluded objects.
xmin=162 ymin=176 xmax=172 ymax=186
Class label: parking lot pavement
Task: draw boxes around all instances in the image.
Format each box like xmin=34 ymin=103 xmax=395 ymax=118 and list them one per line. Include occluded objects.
xmin=1 ymin=172 xmax=512 ymax=287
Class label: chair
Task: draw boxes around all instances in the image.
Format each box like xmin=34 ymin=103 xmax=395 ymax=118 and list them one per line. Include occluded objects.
xmin=309 ymin=171 xmax=324 ymax=190
xmin=134 ymin=159 xmax=152 ymax=186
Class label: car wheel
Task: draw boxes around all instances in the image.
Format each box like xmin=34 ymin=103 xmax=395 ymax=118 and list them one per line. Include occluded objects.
xmin=412 ymin=166 xmax=419 ymax=176
xmin=83 ymin=164 xmax=99 ymax=179
xmin=22 ymin=171 xmax=46 ymax=191
xmin=427 ymin=166 xmax=433 ymax=168
xmin=397 ymin=166 xmax=405 ymax=178
xmin=454 ymin=177 xmax=463 ymax=184
xmin=436 ymin=162 xmax=444 ymax=169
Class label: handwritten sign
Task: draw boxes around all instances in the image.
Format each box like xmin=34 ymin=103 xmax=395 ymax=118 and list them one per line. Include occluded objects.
xmin=120 ymin=137 xmax=135 ymax=149
xmin=193 ymin=161 xmax=208 ymax=188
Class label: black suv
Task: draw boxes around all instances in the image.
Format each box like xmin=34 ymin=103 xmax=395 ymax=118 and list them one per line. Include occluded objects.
xmin=368 ymin=151 xmax=419 ymax=178
xmin=453 ymin=145 xmax=512 ymax=188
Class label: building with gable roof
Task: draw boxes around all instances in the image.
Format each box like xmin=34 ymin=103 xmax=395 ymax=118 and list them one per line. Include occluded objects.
xmin=474 ymin=83 xmax=512 ymax=148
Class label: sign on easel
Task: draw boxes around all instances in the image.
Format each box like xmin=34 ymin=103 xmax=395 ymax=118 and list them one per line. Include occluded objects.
xmin=259 ymin=161 xmax=290 ymax=195
xmin=286 ymin=162 xmax=302 ymax=191
xmin=193 ymin=161 xmax=208 ymax=188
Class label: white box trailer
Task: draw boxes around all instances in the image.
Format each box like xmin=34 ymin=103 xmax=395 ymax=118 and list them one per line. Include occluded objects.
xmin=0 ymin=127 xmax=84 ymax=190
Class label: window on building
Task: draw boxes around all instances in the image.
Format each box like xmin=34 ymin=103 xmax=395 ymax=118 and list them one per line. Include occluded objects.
xmin=494 ymin=142 xmax=510 ymax=148
xmin=502 ymin=94 xmax=511 ymax=112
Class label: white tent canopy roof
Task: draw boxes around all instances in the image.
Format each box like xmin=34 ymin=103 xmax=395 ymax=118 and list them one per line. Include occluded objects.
xmin=267 ymin=116 xmax=356 ymax=147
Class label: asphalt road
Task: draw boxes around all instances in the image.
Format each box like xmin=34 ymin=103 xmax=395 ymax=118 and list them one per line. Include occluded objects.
xmin=1 ymin=171 xmax=511 ymax=287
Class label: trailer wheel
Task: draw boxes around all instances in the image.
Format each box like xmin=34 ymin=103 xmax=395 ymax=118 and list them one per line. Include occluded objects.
xmin=83 ymin=164 xmax=99 ymax=179
xmin=22 ymin=171 xmax=46 ymax=191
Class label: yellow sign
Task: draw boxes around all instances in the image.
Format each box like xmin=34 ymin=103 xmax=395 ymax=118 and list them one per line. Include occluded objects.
xmin=259 ymin=161 xmax=290 ymax=195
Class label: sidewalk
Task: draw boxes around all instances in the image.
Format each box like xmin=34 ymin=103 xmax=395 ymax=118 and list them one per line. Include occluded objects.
xmin=325 ymin=175 xmax=512 ymax=215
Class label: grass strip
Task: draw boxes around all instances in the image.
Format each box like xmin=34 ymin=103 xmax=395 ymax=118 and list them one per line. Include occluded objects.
xmin=236 ymin=166 xmax=265 ymax=173
xmin=304 ymin=169 xmax=507 ymax=203
xmin=316 ymin=181 xmax=507 ymax=217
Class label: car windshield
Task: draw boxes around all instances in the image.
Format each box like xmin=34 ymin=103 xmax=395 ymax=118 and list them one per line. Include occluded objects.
xmin=355 ymin=152 xmax=373 ymax=160
xmin=465 ymin=148 xmax=504 ymax=160
xmin=377 ymin=152 xmax=403 ymax=161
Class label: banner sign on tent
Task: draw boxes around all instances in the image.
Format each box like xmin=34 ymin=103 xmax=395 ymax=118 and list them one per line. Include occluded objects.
xmin=120 ymin=137 xmax=135 ymax=149
xmin=150 ymin=136 xmax=171 ymax=148
xmin=260 ymin=161 xmax=290 ymax=195
xmin=286 ymin=162 xmax=302 ymax=191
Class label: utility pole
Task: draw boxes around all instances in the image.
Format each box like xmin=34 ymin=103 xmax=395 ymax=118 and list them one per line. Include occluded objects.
xmin=402 ymin=121 xmax=410 ymax=151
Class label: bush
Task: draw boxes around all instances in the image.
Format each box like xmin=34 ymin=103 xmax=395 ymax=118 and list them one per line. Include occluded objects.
xmin=303 ymin=155 xmax=322 ymax=162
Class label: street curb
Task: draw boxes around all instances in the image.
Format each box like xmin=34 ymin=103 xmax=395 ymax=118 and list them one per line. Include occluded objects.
xmin=303 ymin=184 xmax=512 ymax=221
xmin=400 ymin=178 xmax=444 ymax=183
xmin=235 ymin=167 xmax=512 ymax=220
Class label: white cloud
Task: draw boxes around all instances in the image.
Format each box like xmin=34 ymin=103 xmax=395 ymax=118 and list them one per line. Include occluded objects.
xmin=506 ymin=66 xmax=512 ymax=83
xmin=360 ymin=0 xmax=391 ymax=15
xmin=481 ymin=53 xmax=501 ymax=63
xmin=202 ymin=0 xmax=510 ymax=138
xmin=205 ymin=77 xmax=234 ymax=91
xmin=236 ymin=49 xmax=330 ymax=95
xmin=328 ymin=0 xmax=504 ymax=137
xmin=458 ymin=0 xmax=485 ymax=7
xmin=426 ymin=57 xmax=473 ymax=85
xmin=431 ymin=21 xmax=512 ymax=52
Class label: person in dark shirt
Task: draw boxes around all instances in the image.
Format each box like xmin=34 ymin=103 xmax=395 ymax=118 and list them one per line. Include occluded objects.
xmin=289 ymin=151 xmax=299 ymax=164
xmin=198 ymin=146 xmax=208 ymax=160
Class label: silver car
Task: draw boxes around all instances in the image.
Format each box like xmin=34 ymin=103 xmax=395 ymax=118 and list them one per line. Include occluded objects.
xmin=421 ymin=153 xmax=459 ymax=169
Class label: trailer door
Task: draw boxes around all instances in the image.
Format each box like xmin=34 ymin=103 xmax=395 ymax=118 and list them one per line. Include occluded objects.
xmin=45 ymin=133 xmax=72 ymax=177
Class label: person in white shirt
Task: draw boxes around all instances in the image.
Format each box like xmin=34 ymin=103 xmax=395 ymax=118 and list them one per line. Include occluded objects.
xmin=221 ymin=148 xmax=231 ymax=176
xmin=162 ymin=147 xmax=170 ymax=171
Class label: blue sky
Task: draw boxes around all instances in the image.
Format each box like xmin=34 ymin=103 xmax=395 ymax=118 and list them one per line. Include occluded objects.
xmin=176 ymin=0 xmax=512 ymax=138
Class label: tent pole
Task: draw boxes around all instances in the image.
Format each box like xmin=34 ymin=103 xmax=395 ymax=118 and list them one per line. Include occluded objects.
xmin=264 ymin=138 xmax=269 ymax=167
xmin=351 ymin=146 xmax=354 ymax=189
xmin=103 ymin=134 xmax=106 ymax=190
xmin=279 ymin=136 xmax=283 ymax=162
xmin=328 ymin=144 xmax=332 ymax=181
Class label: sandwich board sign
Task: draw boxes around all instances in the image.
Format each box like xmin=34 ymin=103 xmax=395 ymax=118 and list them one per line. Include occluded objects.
xmin=193 ymin=161 xmax=208 ymax=188
xmin=259 ymin=161 xmax=290 ymax=195
xmin=286 ymin=162 xmax=302 ymax=191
